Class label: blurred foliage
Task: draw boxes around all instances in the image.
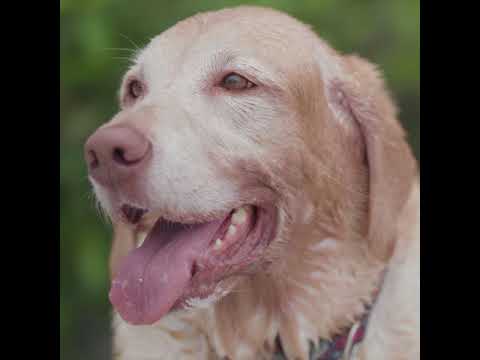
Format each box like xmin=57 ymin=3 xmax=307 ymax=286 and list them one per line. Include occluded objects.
xmin=60 ymin=1 xmax=419 ymax=359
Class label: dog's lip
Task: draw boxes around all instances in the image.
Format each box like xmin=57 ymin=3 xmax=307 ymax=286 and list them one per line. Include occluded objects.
xmin=121 ymin=204 xmax=148 ymax=224
xmin=120 ymin=200 xmax=268 ymax=230
xmin=124 ymin=204 xmax=250 ymax=234
xmin=110 ymin=202 xmax=277 ymax=324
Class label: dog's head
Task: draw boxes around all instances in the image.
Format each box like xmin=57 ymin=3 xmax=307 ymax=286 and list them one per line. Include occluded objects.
xmin=85 ymin=7 xmax=417 ymax=325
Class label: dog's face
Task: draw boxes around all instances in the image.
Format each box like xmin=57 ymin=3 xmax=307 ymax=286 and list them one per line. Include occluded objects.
xmin=85 ymin=7 xmax=416 ymax=326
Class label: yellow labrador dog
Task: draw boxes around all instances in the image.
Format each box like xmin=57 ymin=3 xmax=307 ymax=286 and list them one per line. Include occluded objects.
xmin=85 ymin=6 xmax=419 ymax=360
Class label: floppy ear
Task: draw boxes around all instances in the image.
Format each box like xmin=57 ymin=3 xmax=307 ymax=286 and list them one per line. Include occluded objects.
xmin=109 ymin=221 xmax=136 ymax=279
xmin=323 ymin=53 xmax=418 ymax=260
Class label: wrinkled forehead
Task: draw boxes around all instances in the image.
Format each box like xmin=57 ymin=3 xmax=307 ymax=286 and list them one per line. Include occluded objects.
xmin=134 ymin=10 xmax=318 ymax=83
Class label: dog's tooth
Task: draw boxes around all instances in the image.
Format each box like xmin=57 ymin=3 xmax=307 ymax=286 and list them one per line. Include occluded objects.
xmin=227 ymin=224 xmax=237 ymax=237
xmin=232 ymin=207 xmax=247 ymax=225
xmin=214 ymin=238 xmax=223 ymax=250
xmin=136 ymin=232 xmax=147 ymax=247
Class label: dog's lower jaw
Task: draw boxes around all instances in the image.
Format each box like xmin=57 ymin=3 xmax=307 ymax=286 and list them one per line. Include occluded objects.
xmin=112 ymin=243 xmax=384 ymax=360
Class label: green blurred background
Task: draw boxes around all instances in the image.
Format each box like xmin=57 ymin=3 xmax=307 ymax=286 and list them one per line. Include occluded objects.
xmin=60 ymin=1 xmax=419 ymax=359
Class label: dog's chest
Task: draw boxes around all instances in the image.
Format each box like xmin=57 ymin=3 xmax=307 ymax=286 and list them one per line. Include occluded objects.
xmin=112 ymin=311 xmax=368 ymax=360
xmin=112 ymin=311 xmax=213 ymax=360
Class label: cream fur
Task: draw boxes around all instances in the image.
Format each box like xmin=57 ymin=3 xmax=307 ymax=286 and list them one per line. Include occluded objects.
xmin=88 ymin=6 xmax=420 ymax=360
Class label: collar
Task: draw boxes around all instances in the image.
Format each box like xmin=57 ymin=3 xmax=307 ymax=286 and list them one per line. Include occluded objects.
xmin=273 ymin=276 xmax=384 ymax=360
xmin=307 ymin=312 xmax=368 ymax=360
xmin=272 ymin=310 xmax=368 ymax=360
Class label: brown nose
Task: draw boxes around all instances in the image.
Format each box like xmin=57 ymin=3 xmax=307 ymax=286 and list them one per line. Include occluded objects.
xmin=84 ymin=126 xmax=152 ymax=186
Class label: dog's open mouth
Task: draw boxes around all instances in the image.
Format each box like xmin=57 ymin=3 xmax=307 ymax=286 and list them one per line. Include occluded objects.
xmin=110 ymin=203 xmax=277 ymax=325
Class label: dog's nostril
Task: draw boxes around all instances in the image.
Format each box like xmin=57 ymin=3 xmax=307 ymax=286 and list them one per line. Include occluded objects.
xmin=113 ymin=147 xmax=128 ymax=165
xmin=112 ymin=142 xmax=150 ymax=166
xmin=88 ymin=150 xmax=100 ymax=170
xmin=113 ymin=146 xmax=142 ymax=166
xmin=85 ymin=126 xmax=151 ymax=178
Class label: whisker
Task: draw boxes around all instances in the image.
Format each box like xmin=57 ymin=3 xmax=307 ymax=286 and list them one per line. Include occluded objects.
xmin=119 ymin=33 xmax=141 ymax=51
xmin=103 ymin=47 xmax=137 ymax=53
xmin=111 ymin=56 xmax=134 ymax=62
xmin=85 ymin=186 xmax=111 ymax=225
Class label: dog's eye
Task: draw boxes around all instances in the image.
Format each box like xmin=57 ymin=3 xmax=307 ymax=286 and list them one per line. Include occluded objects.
xmin=128 ymin=79 xmax=144 ymax=99
xmin=221 ymin=73 xmax=255 ymax=91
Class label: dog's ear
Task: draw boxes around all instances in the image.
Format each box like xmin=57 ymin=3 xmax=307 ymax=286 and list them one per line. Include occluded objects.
xmin=321 ymin=53 xmax=418 ymax=260
xmin=109 ymin=221 xmax=136 ymax=279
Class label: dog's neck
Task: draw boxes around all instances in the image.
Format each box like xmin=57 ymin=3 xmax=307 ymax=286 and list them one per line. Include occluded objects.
xmin=206 ymin=207 xmax=386 ymax=360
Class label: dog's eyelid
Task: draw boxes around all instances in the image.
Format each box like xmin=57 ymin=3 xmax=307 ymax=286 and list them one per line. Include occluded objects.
xmin=121 ymin=75 xmax=147 ymax=107
xmin=128 ymin=79 xmax=144 ymax=98
xmin=207 ymin=52 xmax=273 ymax=88
xmin=220 ymin=72 xmax=256 ymax=91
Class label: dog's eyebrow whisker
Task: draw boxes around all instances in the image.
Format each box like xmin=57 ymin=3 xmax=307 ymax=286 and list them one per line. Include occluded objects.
xmin=111 ymin=56 xmax=135 ymax=62
xmin=103 ymin=47 xmax=138 ymax=53
xmin=119 ymin=33 xmax=141 ymax=51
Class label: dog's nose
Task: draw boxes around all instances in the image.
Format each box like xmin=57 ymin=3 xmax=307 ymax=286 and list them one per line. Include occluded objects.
xmin=84 ymin=126 xmax=152 ymax=185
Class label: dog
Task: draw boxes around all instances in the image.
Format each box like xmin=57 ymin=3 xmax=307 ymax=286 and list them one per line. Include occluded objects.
xmin=84 ymin=6 xmax=419 ymax=360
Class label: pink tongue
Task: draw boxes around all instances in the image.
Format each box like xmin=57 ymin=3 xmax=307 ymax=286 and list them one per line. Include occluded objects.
xmin=109 ymin=217 xmax=224 ymax=325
